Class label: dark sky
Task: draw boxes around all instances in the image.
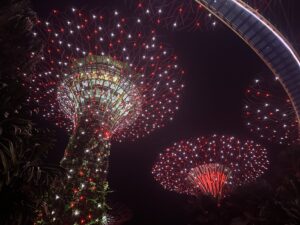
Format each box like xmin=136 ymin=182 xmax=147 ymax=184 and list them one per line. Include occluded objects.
xmin=31 ymin=1 xmax=300 ymax=225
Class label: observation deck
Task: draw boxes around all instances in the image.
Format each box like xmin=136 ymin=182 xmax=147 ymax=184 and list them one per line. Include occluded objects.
xmin=196 ymin=0 xmax=300 ymax=123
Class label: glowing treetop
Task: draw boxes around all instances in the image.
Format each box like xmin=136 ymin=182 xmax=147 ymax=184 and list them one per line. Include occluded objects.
xmin=25 ymin=8 xmax=184 ymax=142
xmin=244 ymin=77 xmax=299 ymax=146
xmin=152 ymin=135 xmax=269 ymax=200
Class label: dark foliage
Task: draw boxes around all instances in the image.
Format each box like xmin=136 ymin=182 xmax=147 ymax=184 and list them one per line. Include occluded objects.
xmin=0 ymin=0 xmax=41 ymax=79
xmin=0 ymin=100 xmax=64 ymax=225
xmin=0 ymin=1 xmax=64 ymax=225
xmin=0 ymin=79 xmax=65 ymax=225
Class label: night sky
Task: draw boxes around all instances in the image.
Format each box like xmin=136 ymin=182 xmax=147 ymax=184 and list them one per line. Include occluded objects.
xmin=31 ymin=1 xmax=300 ymax=224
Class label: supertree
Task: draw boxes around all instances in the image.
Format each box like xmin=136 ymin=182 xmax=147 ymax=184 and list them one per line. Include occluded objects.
xmin=152 ymin=135 xmax=269 ymax=202
xmin=24 ymin=8 xmax=184 ymax=224
xmin=130 ymin=0 xmax=272 ymax=30
xmin=244 ymin=77 xmax=299 ymax=146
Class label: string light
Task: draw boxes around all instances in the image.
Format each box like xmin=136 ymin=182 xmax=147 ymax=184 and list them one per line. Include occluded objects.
xmin=244 ymin=77 xmax=299 ymax=146
xmin=134 ymin=0 xmax=212 ymax=30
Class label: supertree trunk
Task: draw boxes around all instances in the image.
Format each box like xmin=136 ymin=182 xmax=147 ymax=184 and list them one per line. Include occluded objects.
xmin=38 ymin=114 xmax=111 ymax=225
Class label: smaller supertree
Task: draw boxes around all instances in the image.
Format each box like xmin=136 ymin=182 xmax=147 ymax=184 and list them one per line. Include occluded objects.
xmin=152 ymin=135 xmax=269 ymax=202
xmin=244 ymin=77 xmax=299 ymax=146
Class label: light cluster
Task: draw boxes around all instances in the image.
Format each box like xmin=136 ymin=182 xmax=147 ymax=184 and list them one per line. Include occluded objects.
xmin=25 ymin=8 xmax=184 ymax=142
xmin=244 ymin=77 xmax=299 ymax=146
xmin=152 ymin=135 xmax=269 ymax=200
xmin=133 ymin=0 xmax=218 ymax=30
xmin=25 ymin=8 xmax=184 ymax=225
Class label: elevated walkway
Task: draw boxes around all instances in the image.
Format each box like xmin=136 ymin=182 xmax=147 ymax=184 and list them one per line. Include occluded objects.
xmin=196 ymin=0 xmax=300 ymax=124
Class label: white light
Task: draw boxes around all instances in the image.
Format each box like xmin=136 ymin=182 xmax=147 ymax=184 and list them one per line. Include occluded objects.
xmin=74 ymin=210 xmax=80 ymax=216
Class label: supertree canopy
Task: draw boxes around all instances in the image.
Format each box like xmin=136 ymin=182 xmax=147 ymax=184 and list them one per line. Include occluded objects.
xmin=244 ymin=77 xmax=299 ymax=146
xmin=152 ymin=135 xmax=269 ymax=201
xmin=25 ymin=8 xmax=184 ymax=225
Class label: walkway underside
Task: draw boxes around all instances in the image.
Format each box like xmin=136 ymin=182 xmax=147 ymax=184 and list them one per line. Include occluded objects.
xmin=196 ymin=0 xmax=300 ymax=127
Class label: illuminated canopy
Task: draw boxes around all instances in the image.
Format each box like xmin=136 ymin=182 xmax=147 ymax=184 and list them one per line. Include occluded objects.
xmin=188 ymin=163 xmax=231 ymax=200
xmin=57 ymin=55 xmax=142 ymax=135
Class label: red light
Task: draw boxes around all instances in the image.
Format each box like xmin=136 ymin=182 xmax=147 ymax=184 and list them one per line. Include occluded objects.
xmin=188 ymin=164 xmax=229 ymax=199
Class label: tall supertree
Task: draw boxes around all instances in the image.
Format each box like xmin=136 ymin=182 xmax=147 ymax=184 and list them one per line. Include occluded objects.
xmin=152 ymin=135 xmax=269 ymax=202
xmin=24 ymin=8 xmax=184 ymax=224
xmin=244 ymin=77 xmax=299 ymax=146
xmin=131 ymin=0 xmax=272 ymax=30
